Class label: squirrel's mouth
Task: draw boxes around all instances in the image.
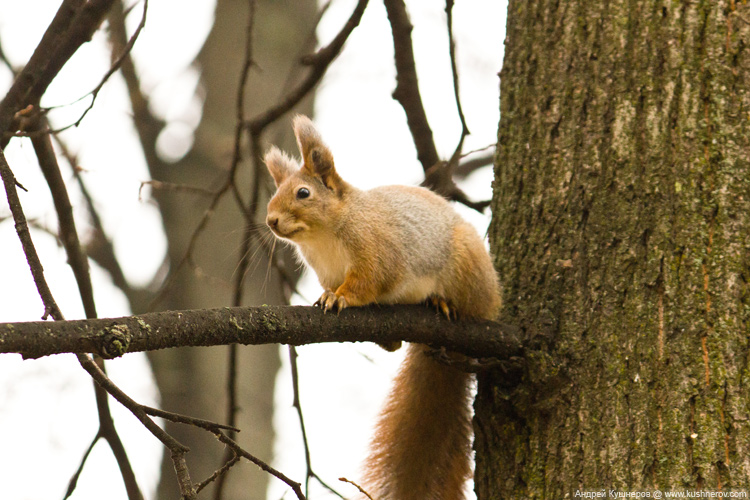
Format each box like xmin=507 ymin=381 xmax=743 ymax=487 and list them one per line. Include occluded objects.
xmin=271 ymin=226 xmax=303 ymax=239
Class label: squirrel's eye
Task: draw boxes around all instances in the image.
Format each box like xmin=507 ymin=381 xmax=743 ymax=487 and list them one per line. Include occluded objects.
xmin=296 ymin=187 xmax=310 ymax=199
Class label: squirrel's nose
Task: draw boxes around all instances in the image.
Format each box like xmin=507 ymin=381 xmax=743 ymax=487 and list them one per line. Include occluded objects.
xmin=266 ymin=215 xmax=278 ymax=229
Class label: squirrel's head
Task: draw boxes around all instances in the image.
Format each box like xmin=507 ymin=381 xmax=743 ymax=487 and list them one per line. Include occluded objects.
xmin=265 ymin=115 xmax=349 ymax=243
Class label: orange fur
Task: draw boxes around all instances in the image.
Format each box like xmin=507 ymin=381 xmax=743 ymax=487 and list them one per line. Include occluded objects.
xmin=265 ymin=116 xmax=502 ymax=500
xmin=362 ymin=344 xmax=474 ymax=500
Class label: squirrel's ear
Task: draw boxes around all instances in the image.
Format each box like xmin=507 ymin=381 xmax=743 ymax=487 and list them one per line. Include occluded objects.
xmin=264 ymin=146 xmax=298 ymax=187
xmin=293 ymin=115 xmax=346 ymax=192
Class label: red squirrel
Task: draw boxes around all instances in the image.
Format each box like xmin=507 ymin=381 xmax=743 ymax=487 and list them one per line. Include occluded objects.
xmin=265 ymin=115 xmax=501 ymax=500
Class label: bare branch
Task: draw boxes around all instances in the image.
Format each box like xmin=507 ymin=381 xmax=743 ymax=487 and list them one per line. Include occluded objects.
xmin=0 ymin=0 xmax=116 ymax=145
xmin=65 ymin=0 xmax=149 ymax=130
xmin=0 ymin=148 xmax=63 ymax=320
xmin=339 ymin=477 xmax=375 ymax=500
xmin=445 ymin=0 xmax=469 ymax=165
xmin=288 ymin=345 xmax=345 ymax=499
xmin=246 ymin=0 xmax=368 ymax=134
xmin=455 ymin=150 xmax=495 ymax=179
xmin=108 ymin=0 xmax=166 ymax=178
xmin=2 ymin=143 xmax=144 ymax=499
xmin=93 ymin=356 xmax=145 ymax=500
xmin=41 ymin=0 xmax=149 ymax=135
xmin=383 ymin=0 xmax=489 ymax=212
xmin=0 ymin=36 xmax=16 ymax=75
xmin=143 ymin=406 xmax=240 ymax=433
xmin=30 ymin=118 xmax=148 ymax=499
xmin=76 ymin=353 xmax=197 ymax=500
xmin=30 ymin=122 xmax=98 ymax=318
xmin=0 ymin=304 xmax=523 ymax=362
xmin=215 ymin=432 xmax=306 ymax=500
xmin=63 ymin=433 xmax=100 ymax=500
xmin=445 ymin=0 xmax=471 ymax=159
xmin=383 ymin=0 xmax=439 ymax=172
xmin=197 ymin=455 xmax=240 ymax=494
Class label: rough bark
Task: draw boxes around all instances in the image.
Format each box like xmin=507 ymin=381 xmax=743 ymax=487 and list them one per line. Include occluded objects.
xmin=0 ymin=305 xmax=521 ymax=361
xmin=477 ymin=0 xmax=750 ymax=496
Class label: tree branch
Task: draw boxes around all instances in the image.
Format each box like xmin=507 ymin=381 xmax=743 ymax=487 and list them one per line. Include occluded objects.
xmin=58 ymin=0 xmax=149 ymax=132
xmin=30 ymin=120 xmax=97 ymax=319
xmin=445 ymin=0 xmax=469 ymax=165
xmin=76 ymin=353 xmax=197 ymax=500
xmin=0 ymin=149 xmax=63 ymax=321
xmin=0 ymin=0 xmax=116 ymax=145
xmin=108 ymin=0 xmax=166 ymax=180
xmin=0 ymin=305 xmax=523 ymax=362
xmin=455 ymin=149 xmax=495 ymax=178
xmin=245 ymin=0 xmax=368 ymax=134
xmin=383 ymin=0 xmax=439 ymax=172
xmin=383 ymin=0 xmax=490 ymax=212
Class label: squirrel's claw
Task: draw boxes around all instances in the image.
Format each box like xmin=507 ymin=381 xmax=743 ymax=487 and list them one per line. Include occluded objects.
xmin=316 ymin=290 xmax=348 ymax=314
xmin=428 ymin=295 xmax=455 ymax=320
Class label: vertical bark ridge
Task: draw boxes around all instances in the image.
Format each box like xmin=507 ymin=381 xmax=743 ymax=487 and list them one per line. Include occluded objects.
xmin=479 ymin=0 xmax=750 ymax=496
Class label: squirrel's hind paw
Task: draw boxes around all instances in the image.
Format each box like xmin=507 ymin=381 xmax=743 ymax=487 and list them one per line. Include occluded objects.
xmin=427 ymin=295 xmax=456 ymax=320
xmin=315 ymin=290 xmax=348 ymax=314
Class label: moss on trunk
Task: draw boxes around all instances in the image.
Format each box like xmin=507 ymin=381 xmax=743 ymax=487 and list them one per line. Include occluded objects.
xmin=477 ymin=0 xmax=750 ymax=496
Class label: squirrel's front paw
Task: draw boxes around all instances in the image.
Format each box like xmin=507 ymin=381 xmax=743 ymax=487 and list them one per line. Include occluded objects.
xmin=314 ymin=290 xmax=348 ymax=314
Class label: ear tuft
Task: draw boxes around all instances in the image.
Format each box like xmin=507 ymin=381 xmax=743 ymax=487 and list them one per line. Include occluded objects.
xmin=264 ymin=146 xmax=298 ymax=187
xmin=292 ymin=115 xmax=323 ymax=158
xmin=292 ymin=115 xmax=344 ymax=191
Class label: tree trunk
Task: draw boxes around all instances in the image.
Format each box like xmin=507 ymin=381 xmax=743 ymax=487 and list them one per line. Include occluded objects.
xmin=148 ymin=0 xmax=316 ymax=498
xmin=477 ymin=0 xmax=750 ymax=496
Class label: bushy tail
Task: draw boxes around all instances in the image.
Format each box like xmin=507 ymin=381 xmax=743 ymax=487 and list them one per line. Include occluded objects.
xmin=361 ymin=344 xmax=473 ymax=500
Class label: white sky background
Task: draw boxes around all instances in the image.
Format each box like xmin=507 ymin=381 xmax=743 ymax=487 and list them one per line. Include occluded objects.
xmin=0 ymin=1 xmax=506 ymax=499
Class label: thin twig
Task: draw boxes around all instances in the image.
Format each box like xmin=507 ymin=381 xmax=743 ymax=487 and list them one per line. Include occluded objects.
xmin=214 ymin=341 xmax=239 ymax=500
xmin=143 ymin=406 xmax=241 ymax=433
xmin=52 ymin=135 xmax=134 ymax=296
xmin=382 ymin=0 xmax=489 ymax=212
xmin=77 ymin=353 xmax=197 ymax=500
xmin=0 ymin=37 xmax=16 ymax=75
xmin=153 ymin=0 xmax=368 ymax=307
xmin=108 ymin=0 xmax=166 ymax=177
xmin=30 ymin=116 xmax=148 ymax=500
xmin=455 ymin=151 xmax=495 ymax=178
xmin=197 ymin=455 xmax=241 ymax=494
xmin=246 ymin=0 xmax=368 ymax=133
xmin=0 ymin=149 xmax=63 ymax=320
xmin=288 ymin=345 xmax=346 ymax=499
xmin=139 ymin=180 xmax=216 ymax=200
xmin=94 ymin=357 xmax=145 ymax=500
xmin=216 ymin=432 xmax=307 ymax=500
xmin=215 ymin=6 xmax=260 ymax=494
xmin=288 ymin=345 xmax=312 ymax=495
xmin=46 ymin=0 xmax=149 ymax=133
xmin=339 ymin=477 xmax=375 ymax=500
xmin=62 ymin=432 xmax=101 ymax=500
xmin=77 ymin=354 xmax=186 ymax=451
xmin=445 ymin=0 xmax=470 ymax=167
xmin=0 ymin=0 xmax=117 ymax=146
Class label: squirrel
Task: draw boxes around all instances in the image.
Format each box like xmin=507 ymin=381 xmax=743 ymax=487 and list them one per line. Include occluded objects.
xmin=264 ymin=115 xmax=501 ymax=500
